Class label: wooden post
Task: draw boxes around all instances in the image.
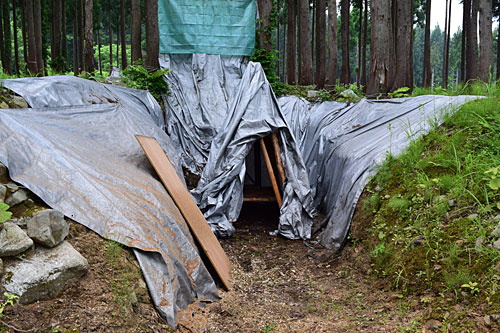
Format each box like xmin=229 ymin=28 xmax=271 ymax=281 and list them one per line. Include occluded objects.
xmin=270 ymin=133 xmax=285 ymax=185
xmin=259 ymin=138 xmax=282 ymax=208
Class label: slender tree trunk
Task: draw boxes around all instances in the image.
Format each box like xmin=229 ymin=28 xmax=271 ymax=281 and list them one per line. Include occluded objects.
xmin=497 ymin=20 xmax=500 ymax=80
xmin=21 ymin=0 xmax=28 ymax=71
xmin=78 ymin=0 xmax=84 ymax=72
xmin=1 ymin=0 xmax=12 ymax=74
xmin=277 ymin=0 xmax=281 ymax=80
xmin=73 ymin=0 xmax=79 ymax=75
xmin=311 ymin=0 xmax=315 ymax=69
xmin=145 ymin=0 xmax=159 ymax=71
xmin=287 ymin=0 xmax=296 ymax=84
xmin=116 ymin=24 xmax=120 ymax=68
xmin=257 ymin=0 xmax=273 ymax=52
xmin=130 ymin=0 xmax=141 ymax=64
xmin=367 ymin=0 xmax=394 ymax=96
xmin=120 ymin=0 xmax=127 ymax=69
xmin=84 ymin=0 xmax=94 ymax=72
xmin=461 ymin=0 xmax=470 ymax=82
xmin=361 ymin=0 xmax=367 ymax=89
xmin=422 ymin=0 xmax=432 ymax=87
xmin=33 ymin=0 xmax=43 ymax=75
xmin=315 ymin=0 xmax=326 ymax=88
xmin=52 ymin=0 xmax=63 ymax=72
xmin=298 ymin=0 xmax=313 ymax=85
xmin=442 ymin=0 xmax=449 ymax=88
xmin=391 ymin=0 xmax=413 ymax=91
xmin=340 ymin=0 xmax=350 ymax=84
xmin=97 ymin=27 xmax=102 ymax=75
xmin=325 ymin=0 xmax=338 ymax=86
xmin=12 ymin=0 xmax=19 ymax=75
xmin=108 ymin=3 xmax=113 ymax=71
xmin=444 ymin=0 xmax=451 ymax=86
xmin=25 ymin=0 xmax=38 ymax=74
xmin=466 ymin=0 xmax=479 ymax=81
xmin=356 ymin=0 xmax=362 ymax=87
xmin=0 ymin=2 xmax=5 ymax=72
xmin=62 ymin=0 xmax=67 ymax=69
xmin=478 ymin=0 xmax=493 ymax=82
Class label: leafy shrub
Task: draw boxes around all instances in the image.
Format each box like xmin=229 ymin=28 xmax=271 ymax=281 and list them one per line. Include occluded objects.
xmin=121 ymin=61 xmax=170 ymax=100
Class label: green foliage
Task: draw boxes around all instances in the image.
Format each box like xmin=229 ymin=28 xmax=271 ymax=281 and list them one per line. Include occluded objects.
xmin=121 ymin=62 xmax=170 ymax=100
xmin=0 ymin=292 xmax=18 ymax=317
xmin=388 ymin=87 xmax=411 ymax=98
xmin=363 ymin=97 xmax=500 ymax=314
xmin=0 ymin=203 xmax=12 ymax=223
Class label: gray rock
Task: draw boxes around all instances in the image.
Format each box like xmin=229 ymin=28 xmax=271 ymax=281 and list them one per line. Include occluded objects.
xmin=494 ymin=239 xmax=500 ymax=250
xmin=27 ymin=210 xmax=69 ymax=248
xmin=307 ymin=90 xmax=319 ymax=98
xmin=485 ymin=315 xmax=492 ymax=326
xmin=467 ymin=213 xmax=478 ymax=220
xmin=340 ymin=89 xmax=358 ymax=98
xmin=0 ymin=222 xmax=33 ymax=257
xmin=491 ymin=225 xmax=500 ymax=239
xmin=4 ymin=182 xmax=18 ymax=193
xmin=448 ymin=199 xmax=456 ymax=207
xmin=0 ymin=101 xmax=8 ymax=109
xmin=9 ymin=95 xmax=28 ymax=109
xmin=2 ymin=241 xmax=88 ymax=304
xmin=495 ymin=215 xmax=500 ymax=222
xmin=12 ymin=217 xmax=27 ymax=228
xmin=0 ymin=185 xmax=5 ymax=202
xmin=5 ymin=189 xmax=28 ymax=207
xmin=475 ymin=236 xmax=485 ymax=253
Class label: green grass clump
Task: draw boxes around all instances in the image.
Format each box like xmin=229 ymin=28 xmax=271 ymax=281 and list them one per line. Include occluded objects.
xmin=362 ymin=96 xmax=500 ymax=326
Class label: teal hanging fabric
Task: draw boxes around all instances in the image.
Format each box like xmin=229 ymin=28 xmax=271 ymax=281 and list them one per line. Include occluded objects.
xmin=159 ymin=0 xmax=255 ymax=56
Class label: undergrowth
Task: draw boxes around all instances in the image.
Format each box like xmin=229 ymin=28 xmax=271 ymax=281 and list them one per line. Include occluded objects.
xmin=361 ymin=96 xmax=500 ymax=329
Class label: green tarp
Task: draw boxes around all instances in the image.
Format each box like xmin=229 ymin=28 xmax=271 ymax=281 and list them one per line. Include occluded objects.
xmin=159 ymin=0 xmax=255 ymax=56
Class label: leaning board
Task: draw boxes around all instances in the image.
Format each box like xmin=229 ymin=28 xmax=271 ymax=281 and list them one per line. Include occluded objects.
xmin=136 ymin=135 xmax=231 ymax=290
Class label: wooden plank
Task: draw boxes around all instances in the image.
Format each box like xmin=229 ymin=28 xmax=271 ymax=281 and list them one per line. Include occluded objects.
xmin=243 ymin=186 xmax=277 ymax=202
xmin=135 ymin=135 xmax=231 ymax=290
xmin=270 ymin=133 xmax=286 ymax=185
xmin=259 ymin=138 xmax=282 ymax=208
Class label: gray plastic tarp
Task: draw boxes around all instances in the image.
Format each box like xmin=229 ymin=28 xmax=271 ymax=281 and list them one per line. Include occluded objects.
xmin=0 ymin=76 xmax=219 ymax=326
xmin=161 ymin=54 xmax=316 ymax=240
xmin=278 ymin=95 xmax=477 ymax=249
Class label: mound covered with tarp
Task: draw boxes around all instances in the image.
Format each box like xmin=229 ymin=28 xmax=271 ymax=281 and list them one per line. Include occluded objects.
xmin=0 ymin=76 xmax=219 ymax=326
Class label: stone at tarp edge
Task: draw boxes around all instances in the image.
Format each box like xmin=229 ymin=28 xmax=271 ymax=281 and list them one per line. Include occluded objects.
xmin=135 ymin=135 xmax=232 ymax=291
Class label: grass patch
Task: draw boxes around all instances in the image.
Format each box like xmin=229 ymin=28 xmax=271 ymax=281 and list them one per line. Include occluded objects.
xmin=362 ymin=96 xmax=500 ymax=325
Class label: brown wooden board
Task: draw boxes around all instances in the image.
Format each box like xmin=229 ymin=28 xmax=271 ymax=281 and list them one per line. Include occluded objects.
xmin=135 ymin=135 xmax=231 ymax=290
xmin=259 ymin=138 xmax=282 ymax=208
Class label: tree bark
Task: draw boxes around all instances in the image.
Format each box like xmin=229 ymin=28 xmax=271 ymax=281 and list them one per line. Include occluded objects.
xmin=33 ymin=0 xmax=43 ymax=75
xmin=120 ymin=0 xmax=127 ymax=69
xmin=257 ymin=0 xmax=273 ymax=52
xmin=315 ymin=0 xmax=326 ymax=88
xmin=340 ymin=0 xmax=350 ymax=84
xmin=78 ymin=0 xmax=84 ymax=72
xmin=108 ymin=2 xmax=113 ymax=71
xmin=466 ymin=0 xmax=479 ymax=81
xmin=442 ymin=0 xmax=451 ymax=89
xmin=361 ymin=0 xmax=367 ymax=89
xmin=12 ymin=0 xmax=19 ymax=75
xmin=356 ymin=0 xmax=362 ymax=87
xmin=298 ymin=0 xmax=313 ymax=85
xmin=144 ymin=0 xmax=159 ymax=71
xmin=73 ymin=0 xmax=79 ymax=74
xmin=422 ymin=0 xmax=432 ymax=87
xmin=97 ymin=27 xmax=102 ymax=75
xmin=478 ymin=0 xmax=494 ymax=81
xmin=497 ymin=21 xmax=500 ymax=80
xmin=391 ymin=0 xmax=413 ymax=91
xmin=62 ymin=0 xmax=67 ymax=69
xmin=286 ymin=0 xmax=296 ymax=84
xmin=326 ymin=0 xmax=338 ymax=86
xmin=25 ymin=0 xmax=38 ymax=74
xmin=21 ymin=0 xmax=28 ymax=72
xmin=84 ymin=0 xmax=94 ymax=72
xmin=52 ymin=0 xmax=63 ymax=72
xmin=461 ymin=0 xmax=470 ymax=82
xmin=444 ymin=0 xmax=451 ymax=87
xmin=366 ymin=0 xmax=394 ymax=96
xmin=1 ymin=0 xmax=12 ymax=75
xmin=130 ymin=0 xmax=142 ymax=64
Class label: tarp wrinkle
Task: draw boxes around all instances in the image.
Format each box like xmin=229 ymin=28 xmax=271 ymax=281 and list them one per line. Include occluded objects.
xmin=0 ymin=76 xmax=219 ymax=327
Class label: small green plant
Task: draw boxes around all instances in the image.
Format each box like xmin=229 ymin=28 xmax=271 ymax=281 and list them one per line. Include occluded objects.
xmin=0 ymin=202 xmax=12 ymax=223
xmin=121 ymin=61 xmax=170 ymax=100
xmin=461 ymin=282 xmax=480 ymax=295
xmin=389 ymin=87 xmax=411 ymax=98
xmin=0 ymin=292 xmax=18 ymax=317
xmin=262 ymin=322 xmax=276 ymax=333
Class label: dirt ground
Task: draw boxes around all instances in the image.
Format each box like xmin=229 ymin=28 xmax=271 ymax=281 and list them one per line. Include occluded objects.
xmin=1 ymin=200 xmax=494 ymax=332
